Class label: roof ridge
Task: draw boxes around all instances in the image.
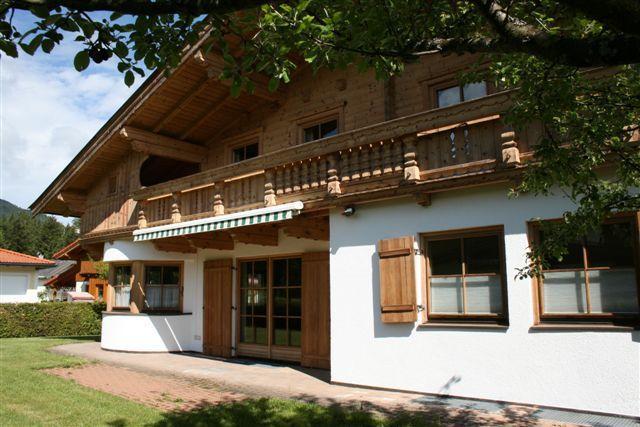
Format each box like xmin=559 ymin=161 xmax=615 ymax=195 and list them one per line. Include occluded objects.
xmin=0 ymin=247 xmax=55 ymax=265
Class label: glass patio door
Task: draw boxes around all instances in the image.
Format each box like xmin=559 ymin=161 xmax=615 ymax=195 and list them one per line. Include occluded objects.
xmin=237 ymin=257 xmax=303 ymax=361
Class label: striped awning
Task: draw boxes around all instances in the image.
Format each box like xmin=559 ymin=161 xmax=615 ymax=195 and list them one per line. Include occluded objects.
xmin=133 ymin=201 xmax=304 ymax=242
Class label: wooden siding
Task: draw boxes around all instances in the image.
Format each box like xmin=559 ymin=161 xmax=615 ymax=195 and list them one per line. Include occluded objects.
xmin=57 ymin=53 xmax=542 ymax=237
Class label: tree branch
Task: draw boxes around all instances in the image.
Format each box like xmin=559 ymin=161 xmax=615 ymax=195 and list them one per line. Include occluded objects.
xmin=558 ymin=0 xmax=640 ymax=37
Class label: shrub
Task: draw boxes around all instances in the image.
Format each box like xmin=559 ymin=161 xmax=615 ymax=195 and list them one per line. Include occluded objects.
xmin=0 ymin=302 xmax=106 ymax=338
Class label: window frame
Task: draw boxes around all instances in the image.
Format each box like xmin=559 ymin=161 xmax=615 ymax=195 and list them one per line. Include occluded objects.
xmin=223 ymin=129 xmax=262 ymax=166
xmin=529 ymin=214 xmax=640 ymax=327
xmin=229 ymin=140 xmax=261 ymax=164
xmin=421 ymin=225 xmax=509 ymax=325
xmin=296 ymin=108 xmax=342 ymax=144
xmin=142 ymin=262 xmax=183 ymax=313
xmin=111 ymin=263 xmax=132 ymax=310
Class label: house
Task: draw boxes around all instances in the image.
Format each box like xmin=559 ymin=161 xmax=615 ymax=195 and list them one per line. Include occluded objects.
xmin=30 ymin=36 xmax=639 ymax=418
xmin=42 ymin=242 xmax=108 ymax=301
xmin=0 ymin=248 xmax=55 ymax=303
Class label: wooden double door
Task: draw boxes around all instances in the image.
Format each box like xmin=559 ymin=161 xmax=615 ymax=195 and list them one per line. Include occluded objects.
xmin=203 ymin=252 xmax=330 ymax=369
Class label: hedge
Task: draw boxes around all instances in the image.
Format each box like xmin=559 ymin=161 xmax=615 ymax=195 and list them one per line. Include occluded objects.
xmin=0 ymin=302 xmax=106 ymax=338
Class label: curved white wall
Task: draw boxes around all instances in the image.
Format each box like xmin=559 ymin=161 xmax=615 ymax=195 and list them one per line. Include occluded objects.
xmin=329 ymin=184 xmax=640 ymax=417
xmin=101 ymin=313 xmax=194 ymax=352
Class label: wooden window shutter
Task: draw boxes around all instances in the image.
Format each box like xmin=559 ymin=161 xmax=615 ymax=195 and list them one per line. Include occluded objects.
xmin=378 ymin=236 xmax=417 ymax=323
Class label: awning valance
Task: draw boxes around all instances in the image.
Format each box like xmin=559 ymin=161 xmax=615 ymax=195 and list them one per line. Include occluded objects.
xmin=133 ymin=201 xmax=304 ymax=242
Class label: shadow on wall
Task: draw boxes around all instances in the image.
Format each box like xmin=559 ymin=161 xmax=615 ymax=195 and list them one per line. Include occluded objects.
xmin=371 ymin=253 xmax=414 ymax=339
xmin=146 ymin=315 xmax=191 ymax=352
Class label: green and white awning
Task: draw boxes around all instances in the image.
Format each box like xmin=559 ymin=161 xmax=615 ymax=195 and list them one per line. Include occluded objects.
xmin=133 ymin=201 xmax=304 ymax=242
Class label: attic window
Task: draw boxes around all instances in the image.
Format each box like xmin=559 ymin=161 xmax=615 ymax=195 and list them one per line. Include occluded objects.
xmin=231 ymin=142 xmax=259 ymax=163
xmin=107 ymin=176 xmax=117 ymax=195
xmin=139 ymin=156 xmax=201 ymax=187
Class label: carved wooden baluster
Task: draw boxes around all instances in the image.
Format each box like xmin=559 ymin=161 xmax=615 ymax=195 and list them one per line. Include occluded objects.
xmin=327 ymin=153 xmax=342 ymax=196
xmin=350 ymin=146 xmax=361 ymax=180
xmin=403 ymin=136 xmax=420 ymax=182
xmin=319 ymin=157 xmax=327 ymax=186
xmin=361 ymin=144 xmax=372 ymax=179
xmin=382 ymin=141 xmax=393 ymax=174
xmin=137 ymin=201 xmax=147 ymax=229
xmin=171 ymin=192 xmax=182 ymax=223
xmin=264 ymin=169 xmax=277 ymax=206
xmin=310 ymin=157 xmax=319 ymax=188
xmin=372 ymin=141 xmax=383 ymax=177
xmin=340 ymin=150 xmax=351 ymax=183
xmin=292 ymin=162 xmax=301 ymax=192
xmin=393 ymin=139 xmax=404 ymax=173
xmin=301 ymin=160 xmax=310 ymax=190
xmin=213 ymin=182 xmax=225 ymax=215
xmin=275 ymin=167 xmax=284 ymax=196
xmin=501 ymin=129 xmax=521 ymax=167
xmin=284 ymin=165 xmax=292 ymax=194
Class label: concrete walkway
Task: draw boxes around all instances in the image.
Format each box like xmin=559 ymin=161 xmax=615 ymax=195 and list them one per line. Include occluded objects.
xmin=51 ymin=342 xmax=636 ymax=427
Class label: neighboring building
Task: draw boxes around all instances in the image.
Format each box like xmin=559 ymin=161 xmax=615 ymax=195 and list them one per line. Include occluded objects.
xmin=0 ymin=248 xmax=55 ymax=303
xmin=38 ymin=260 xmax=77 ymax=301
xmin=30 ymin=37 xmax=639 ymax=418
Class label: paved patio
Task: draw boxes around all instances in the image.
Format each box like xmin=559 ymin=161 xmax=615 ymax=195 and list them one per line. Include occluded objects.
xmin=50 ymin=342 xmax=636 ymax=426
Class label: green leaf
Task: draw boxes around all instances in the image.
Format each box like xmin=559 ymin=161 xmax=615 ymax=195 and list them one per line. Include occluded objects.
xmin=113 ymin=41 xmax=128 ymax=58
xmin=124 ymin=70 xmax=135 ymax=87
xmin=41 ymin=38 xmax=55 ymax=53
xmin=268 ymin=77 xmax=280 ymax=92
xmin=73 ymin=50 xmax=90 ymax=72
xmin=0 ymin=40 xmax=18 ymax=58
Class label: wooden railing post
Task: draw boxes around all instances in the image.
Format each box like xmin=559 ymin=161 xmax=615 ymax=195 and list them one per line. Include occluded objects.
xmin=213 ymin=182 xmax=225 ymax=216
xmin=137 ymin=201 xmax=147 ymax=229
xmin=171 ymin=192 xmax=182 ymax=223
xmin=403 ymin=135 xmax=420 ymax=182
xmin=327 ymin=154 xmax=342 ymax=196
xmin=501 ymin=129 xmax=521 ymax=167
xmin=264 ymin=169 xmax=277 ymax=207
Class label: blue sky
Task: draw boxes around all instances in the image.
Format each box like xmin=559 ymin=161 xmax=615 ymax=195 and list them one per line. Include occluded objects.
xmin=0 ymin=12 xmax=142 ymax=219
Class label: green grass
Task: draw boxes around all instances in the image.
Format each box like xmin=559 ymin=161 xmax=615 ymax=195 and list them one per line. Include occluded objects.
xmin=0 ymin=337 xmax=163 ymax=426
xmin=0 ymin=338 xmax=442 ymax=426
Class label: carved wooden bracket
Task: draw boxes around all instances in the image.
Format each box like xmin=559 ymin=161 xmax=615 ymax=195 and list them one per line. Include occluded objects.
xmin=264 ymin=169 xmax=277 ymax=207
xmin=403 ymin=136 xmax=420 ymax=182
xmin=171 ymin=192 xmax=182 ymax=223
xmin=137 ymin=201 xmax=148 ymax=229
xmin=501 ymin=130 xmax=521 ymax=167
xmin=327 ymin=154 xmax=342 ymax=196
xmin=213 ymin=182 xmax=225 ymax=216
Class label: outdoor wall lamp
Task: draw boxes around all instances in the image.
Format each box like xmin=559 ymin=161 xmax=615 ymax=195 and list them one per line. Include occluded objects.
xmin=342 ymin=205 xmax=356 ymax=217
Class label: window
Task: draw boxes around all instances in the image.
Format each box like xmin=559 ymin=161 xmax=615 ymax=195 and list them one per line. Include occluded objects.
xmin=231 ymin=142 xmax=259 ymax=163
xmin=239 ymin=260 xmax=268 ymax=345
xmin=113 ymin=265 xmax=131 ymax=308
xmin=303 ymin=119 xmax=338 ymax=143
xmin=423 ymin=227 xmax=507 ymax=323
xmin=271 ymin=258 xmax=302 ymax=347
xmin=139 ymin=155 xmax=200 ymax=187
xmin=107 ymin=176 xmax=117 ymax=195
xmin=534 ymin=218 xmax=639 ymax=325
xmin=436 ymin=81 xmax=487 ymax=108
xmin=144 ymin=264 xmax=181 ymax=311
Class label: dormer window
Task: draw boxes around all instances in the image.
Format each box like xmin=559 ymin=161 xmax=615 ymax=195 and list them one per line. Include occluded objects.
xmin=231 ymin=141 xmax=260 ymax=163
xmin=436 ymin=81 xmax=487 ymax=108
xmin=303 ymin=119 xmax=338 ymax=143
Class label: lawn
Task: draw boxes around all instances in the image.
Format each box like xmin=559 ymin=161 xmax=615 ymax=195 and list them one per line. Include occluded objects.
xmin=0 ymin=338 xmax=438 ymax=426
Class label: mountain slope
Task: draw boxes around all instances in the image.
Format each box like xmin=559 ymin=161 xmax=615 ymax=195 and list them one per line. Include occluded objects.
xmin=0 ymin=199 xmax=28 ymax=217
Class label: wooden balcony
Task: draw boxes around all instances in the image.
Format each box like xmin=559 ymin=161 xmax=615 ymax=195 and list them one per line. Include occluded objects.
xmin=94 ymin=91 xmax=538 ymax=234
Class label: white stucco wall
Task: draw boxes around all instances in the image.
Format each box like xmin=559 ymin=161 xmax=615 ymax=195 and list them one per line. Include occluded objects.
xmin=102 ymin=230 xmax=328 ymax=353
xmin=101 ymin=313 xmax=194 ymax=352
xmin=0 ymin=266 xmax=40 ymax=303
xmin=329 ymin=184 xmax=640 ymax=417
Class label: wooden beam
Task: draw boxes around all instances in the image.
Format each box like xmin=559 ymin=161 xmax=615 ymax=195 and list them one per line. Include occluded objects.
xmin=180 ymin=93 xmax=232 ymax=140
xmin=186 ymin=231 xmax=234 ymax=250
xmin=120 ymin=126 xmax=208 ymax=163
xmin=152 ymin=237 xmax=197 ymax=254
xmin=56 ymin=190 xmax=86 ymax=213
xmin=152 ymin=74 xmax=212 ymax=133
xmin=282 ymin=216 xmax=329 ymax=241
xmin=231 ymin=224 xmax=279 ymax=246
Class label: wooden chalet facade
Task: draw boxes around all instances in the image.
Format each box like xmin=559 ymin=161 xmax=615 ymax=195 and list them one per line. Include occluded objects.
xmin=31 ymin=37 xmax=639 ymax=417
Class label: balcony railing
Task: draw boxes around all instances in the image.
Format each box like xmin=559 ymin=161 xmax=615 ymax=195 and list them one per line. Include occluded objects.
xmin=124 ymin=91 xmax=535 ymax=229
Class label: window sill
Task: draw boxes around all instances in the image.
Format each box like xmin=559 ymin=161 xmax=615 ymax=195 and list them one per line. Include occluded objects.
xmin=419 ymin=322 xmax=508 ymax=330
xmin=530 ymin=323 xmax=636 ymax=332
